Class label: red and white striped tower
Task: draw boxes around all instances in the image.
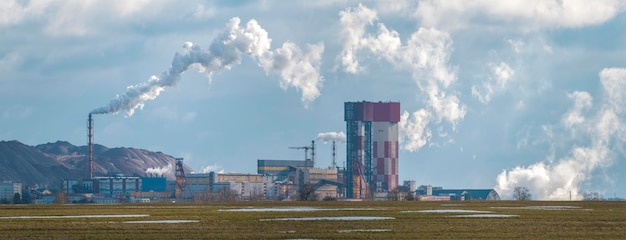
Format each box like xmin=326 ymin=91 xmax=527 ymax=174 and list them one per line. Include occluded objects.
xmin=372 ymin=121 xmax=399 ymax=192
xmin=345 ymin=101 xmax=400 ymax=198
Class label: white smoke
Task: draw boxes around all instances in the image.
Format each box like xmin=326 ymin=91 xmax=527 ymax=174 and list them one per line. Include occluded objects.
xmin=145 ymin=163 xmax=172 ymax=177
xmin=316 ymin=131 xmax=346 ymax=143
xmin=91 ymin=17 xmax=323 ymax=116
xmin=201 ymin=164 xmax=224 ymax=174
xmin=258 ymin=41 xmax=324 ymax=104
xmin=338 ymin=4 xmax=465 ymax=152
xmin=398 ymin=109 xmax=432 ymax=151
xmin=495 ymin=68 xmax=626 ymax=200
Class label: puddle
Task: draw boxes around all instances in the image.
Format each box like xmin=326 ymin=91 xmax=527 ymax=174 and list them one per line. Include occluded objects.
xmin=278 ymin=230 xmax=297 ymax=233
xmin=338 ymin=229 xmax=391 ymax=233
xmin=221 ymin=207 xmax=377 ymax=212
xmin=123 ymin=220 xmax=199 ymax=224
xmin=491 ymin=206 xmax=580 ymax=210
xmin=0 ymin=214 xmax=149 ymax=219
xmin=454 ymin=214 xmax=518 ymax=218
xmin=261 ymin=216 xmax=395 ymax=221
xmin=404 ymin=209 xmax=491 ymax=213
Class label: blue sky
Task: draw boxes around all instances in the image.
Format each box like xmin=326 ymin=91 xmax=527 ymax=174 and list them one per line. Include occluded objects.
xmin=2 ymin=0 xmax=626 ymax=200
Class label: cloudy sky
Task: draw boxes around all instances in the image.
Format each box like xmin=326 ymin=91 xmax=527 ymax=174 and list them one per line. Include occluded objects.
xmin=2 ymin=0 xmax=626 ymax=200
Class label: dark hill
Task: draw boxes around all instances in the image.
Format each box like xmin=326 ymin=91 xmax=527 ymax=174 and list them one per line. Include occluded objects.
xmin=0 ymin=140 xmax=193 ymax=188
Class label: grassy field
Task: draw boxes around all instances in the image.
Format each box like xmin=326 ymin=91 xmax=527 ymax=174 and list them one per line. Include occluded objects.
xmin=1 ymin=200 xmax=625 ymax=239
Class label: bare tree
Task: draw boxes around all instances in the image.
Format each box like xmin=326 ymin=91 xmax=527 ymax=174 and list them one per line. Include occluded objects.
xmin=512 ymin=186 xmax=532 ymax=200
xmin=13 ymin=193 xmax=21 ymax=204
xmin=216 ymin=187 xmax=239 ymax=202
xmin=248 ymin=189 xmax=265 ymax=202
xmin=298 ymin=182 xmax=318 ymax=201
xmin=583 ymin=192 xmax=602 ymax=201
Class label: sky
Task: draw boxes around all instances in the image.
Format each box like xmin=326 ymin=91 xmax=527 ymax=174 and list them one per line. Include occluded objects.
xmin=2 ymin=0 xmax=626 ymax=200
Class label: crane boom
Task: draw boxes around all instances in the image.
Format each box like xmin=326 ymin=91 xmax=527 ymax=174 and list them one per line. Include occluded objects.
xmin=288 ymin=146 xmax=311 ymax=161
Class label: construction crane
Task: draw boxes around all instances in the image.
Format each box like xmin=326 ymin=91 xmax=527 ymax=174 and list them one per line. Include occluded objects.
xmin=289 ymin=140 xmax=315 ymax=164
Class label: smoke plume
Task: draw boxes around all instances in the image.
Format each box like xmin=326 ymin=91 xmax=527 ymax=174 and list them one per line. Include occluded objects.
xmin=338 ymin=4 xmax=465 ymax=152
xmin=145 ymin=163 xmax=172 ymax=177
xmin=495 ymin=68 xmax=626 ymax=200
xmin=316 ymin=131 xmax=346 ymax=143
xmin=91 ymin=17 xmax=323 ymax=116
xmin=201 ymin=164 xmax=224 ymax=174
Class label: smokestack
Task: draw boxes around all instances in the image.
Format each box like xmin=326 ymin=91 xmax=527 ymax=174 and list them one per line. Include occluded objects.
xmin=311 ymin=140 xmax=315 ymax=167
xmin=332 ymin=141 xmax=336 ymax=168
xmin=315 ymin=132 xmax=346 ymax=169
xmin=87 ymin=113 xmax=94 ymax=179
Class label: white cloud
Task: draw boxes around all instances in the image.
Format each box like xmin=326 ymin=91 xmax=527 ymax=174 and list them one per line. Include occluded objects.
xmin=507 ymin=39 xmax=524 ymax=54
xmin=338 ymin=3 xmax=377 ymax=74
xmin=562 ymin=91 xmax=593 ymax=129
xmin=338 ymin=4 xmax=465 ymax=151
xmin=414 ymin=0 xmax=626 ymax=31
xmin=316 ymin=131 xmax=346 ymax=143
xmin=496 ymin=67 xmax=626 ymax=200
xmin=472 ymin=62 xmax=515 ymax=104
xmin=0 ymin=0 xmax=165 ymax=36
xmin=375 ymin=0 xmax=414 ymax=15
xmin=0 ymin=0 xmax=26 ymax=25
xmin=193 ymin=3 xmax=216 ymax=20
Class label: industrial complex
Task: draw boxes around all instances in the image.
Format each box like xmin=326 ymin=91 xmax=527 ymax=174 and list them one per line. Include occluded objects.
xmin=3 ymin=101 xmax=499 ymax=204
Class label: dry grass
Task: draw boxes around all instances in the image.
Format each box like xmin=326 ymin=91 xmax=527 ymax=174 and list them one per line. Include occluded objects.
xmin=0 ymin=201 xmax=625 ymax=239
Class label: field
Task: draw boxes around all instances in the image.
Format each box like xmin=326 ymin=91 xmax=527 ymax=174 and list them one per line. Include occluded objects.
xmin=1 ymin=200 xmax=625 ymax=239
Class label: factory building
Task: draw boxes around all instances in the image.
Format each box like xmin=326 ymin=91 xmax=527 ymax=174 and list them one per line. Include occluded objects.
xmin=184 ymin=172 xmax=273 ymax=201
xmin=186 ymin=173 xmax=212 ymax=196
xmin=64 ymin=175 xmax=142 ymax=201
xmin=416 ymin=185 xmax=501 ymax=201
xmin=257 ymin=159 xmax=315 ymax=199
xmin=296 ymin=167 xmax=341 ymax=200
xmin=345 ymin=101 xmax=400 ymax=199
xmin=141 ymin=177 xmax=166 ymax=192
xmin=257 ymin=159 xmax=314 ymax=181
xmin=94 ymin=175 xmax=140 ymax=197
xmin=0 ymin=180 xmax=22 ymax=202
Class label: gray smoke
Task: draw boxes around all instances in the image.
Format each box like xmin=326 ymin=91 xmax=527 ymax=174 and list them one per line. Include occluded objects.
xmin=91 ymin=17 xmax=323 ymax=116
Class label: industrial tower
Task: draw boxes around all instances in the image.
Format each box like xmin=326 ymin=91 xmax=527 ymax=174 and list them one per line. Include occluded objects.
xmin=175 ymin=157 xmax=190 ymax=200
xmin=87 ymin=114 xmax=94 ymax=179
xmin=345 ymin=101 xmax=400 ymax=199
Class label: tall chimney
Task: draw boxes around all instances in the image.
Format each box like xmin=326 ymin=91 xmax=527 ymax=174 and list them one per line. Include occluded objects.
xmin=332 ymin=140 xmax=336 ymax=168
xmin=311 ymin=140 xmax=315 ymax=167
xmin=87 ymin=113 xmax=94 ymax=179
